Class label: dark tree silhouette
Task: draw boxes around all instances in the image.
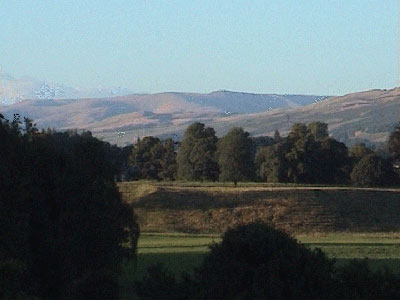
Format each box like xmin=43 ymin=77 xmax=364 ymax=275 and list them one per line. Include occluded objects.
xmin=388 ymin=123 xmax=400 ymax=160
xmin=0 ymin=114 xmax=139 ymax=300
xmin=177 ymin=123 xmax=219 ymax=181
xmin=217 ymin=127 xmax=254 ymax=186
xmin=350 ymin=154 xmax=397 ymax=187
xmin=256 ymin=122 xmax=350 ymax=184
xmin=194 ymin=223 xmax=336 ymax=300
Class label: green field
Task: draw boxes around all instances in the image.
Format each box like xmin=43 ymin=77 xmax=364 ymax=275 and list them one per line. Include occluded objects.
xmin=119 ymin=232 xmax=400 ymax=299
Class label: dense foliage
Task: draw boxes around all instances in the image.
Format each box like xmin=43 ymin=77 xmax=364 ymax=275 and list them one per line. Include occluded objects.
xmin=129 ymin=136 xmax=177 ymax=180
xmin=0 ymin=114 xmax=139 ymax=300
xmin=194 ymin=223 xmax=336 ymax=300
xmin=350 ymin=154 xmax=396 ymax=187
xmin=176 ymin=122 xmax=219 ymax=181
xmin=124 ymin=120 xmax=399 ymax=187
xmin=217 ymin=127 xmax=255 ymax=186
xmin=388 ymin=123 xmax=400 ymax=161
xmin=256 ymin=122 xmax=350 ymax=184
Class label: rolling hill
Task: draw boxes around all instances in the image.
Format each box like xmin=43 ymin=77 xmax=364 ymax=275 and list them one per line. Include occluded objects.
xmin=1 ymin=88 xmax=399 ymax=146
xmin=206 ymin=88 xmax=400 ymax=146
xmin=1 ymin=91 xmax=326 ymax=144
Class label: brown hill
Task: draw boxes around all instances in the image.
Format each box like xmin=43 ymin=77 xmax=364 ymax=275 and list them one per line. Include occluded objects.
xmin=2 ymin=88 xmax=399 ymax=146
xmin=207 ymin=88 xmax=400 ymax=146
xmin=1 ymin=91 xmax=325 ymax=144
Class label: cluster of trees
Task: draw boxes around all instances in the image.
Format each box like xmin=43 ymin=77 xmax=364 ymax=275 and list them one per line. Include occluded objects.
xmin=128 ymin=123 xmax=256 ymax=186
xmin=128 ymin=121 xmax=400 ymax=187
xmin=256 ymin=122 xmax=399 ymax=186
xmin=135 ymin=222 xmax=400 ymax=300
xmin=127 ymin=136 xmax=177 ymax=181
xmin=0 ymin=114 xmax=139 ymax=300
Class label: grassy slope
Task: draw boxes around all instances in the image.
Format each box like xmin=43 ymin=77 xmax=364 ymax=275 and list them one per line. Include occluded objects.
xmin=119 ymin=181 xmax=400 ymax=234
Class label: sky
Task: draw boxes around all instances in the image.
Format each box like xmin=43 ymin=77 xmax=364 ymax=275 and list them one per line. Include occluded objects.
xmin=0 ymin=0 xmax=398 ymax=96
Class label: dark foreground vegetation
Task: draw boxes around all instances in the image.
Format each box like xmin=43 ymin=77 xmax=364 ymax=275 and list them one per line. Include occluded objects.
xmin=127 ymin=121 xmax=400 ymax=187
xmin=0 ymin=114 xmax=139 ymax=300
xmin=135 ymin=223 xmax=400 ymax=300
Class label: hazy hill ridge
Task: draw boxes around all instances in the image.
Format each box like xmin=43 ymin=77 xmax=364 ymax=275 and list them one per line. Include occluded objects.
xmin=1 ymin=90 xmax=326 ymax=140
xmin=211 ymin=88 xmax=400 ymax=146
xmin=2 ymin=88 xmax=399 ymax=146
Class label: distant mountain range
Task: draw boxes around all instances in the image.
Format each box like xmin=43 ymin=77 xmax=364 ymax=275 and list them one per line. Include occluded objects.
xmin=206 ymin=88 xmax=400 ymax=147
xmin=1 ymin=73 xmax=133 ymax=105
xmin=1 ymin=91 xmax=327 ymax=144
xmin=2 ymin=88 xmax=399 ymax=147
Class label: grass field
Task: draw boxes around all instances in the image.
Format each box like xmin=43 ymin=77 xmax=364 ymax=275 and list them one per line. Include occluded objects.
xmin=119 ymin=232 xmax=400 ymax=299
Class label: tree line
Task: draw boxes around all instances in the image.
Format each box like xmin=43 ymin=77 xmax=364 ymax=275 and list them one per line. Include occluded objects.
xmin=127 ymin=121 xmax=400 ymax=187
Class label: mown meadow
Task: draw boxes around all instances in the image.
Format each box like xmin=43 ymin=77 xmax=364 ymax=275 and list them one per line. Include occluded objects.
xmin=119 ymin=232 xmax=400 ymax=299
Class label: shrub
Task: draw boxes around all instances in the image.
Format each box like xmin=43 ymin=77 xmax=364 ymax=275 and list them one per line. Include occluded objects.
xmin=335 ymin=259 xmax=400 ymax=299
xmin=194 ymin=223 xmax=336 ymax=300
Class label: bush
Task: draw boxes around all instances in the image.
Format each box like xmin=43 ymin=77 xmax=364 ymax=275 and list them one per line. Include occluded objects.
xmin=135 ymin=264 xmax=191 ymax=300
xmin=194 ymin=223 xmax=336 ymax=300
xmin=335 ymin=259 xmax=400 ymax=299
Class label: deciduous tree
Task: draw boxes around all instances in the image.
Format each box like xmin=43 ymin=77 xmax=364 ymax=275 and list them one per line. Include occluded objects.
xmin=217 ymin=127 xmax=254 ymax=186
xmin=177 ymin=123 xmax=219 ymax=181
xmin=350 ymin=154 xmax=396 ymax=187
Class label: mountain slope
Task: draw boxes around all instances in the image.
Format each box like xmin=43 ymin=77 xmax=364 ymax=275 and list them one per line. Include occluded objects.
xmin=3 ymin=88 xmax=397 ymax=147
xmin=207 ymin=88 xmax=400 ymax=146
xmin=1 ymin=91 xmax=326 ymax=138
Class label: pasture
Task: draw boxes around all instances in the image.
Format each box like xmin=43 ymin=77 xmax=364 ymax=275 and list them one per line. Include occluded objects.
xmin=119 ymin=232 xmax=400 ymax=299
xmin=118 ymin=182 xmax=400 ymax=298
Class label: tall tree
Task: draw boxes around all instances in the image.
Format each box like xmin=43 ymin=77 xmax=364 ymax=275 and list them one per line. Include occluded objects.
xmin=273 ymin=129 xmax=282 ymax=143
xmin=256 ymin=122 xmax=351 ymax=184
xmin=350 ymin=154 xmax=397 ymax=187
xmin=388 ymin=123 xmax=400 ymax=160
xmin=349 ymin=143 xmax=374 ymax=165
xmin=307 ymin=121 xmax=329 ymax=140
xmin=256 ymin=142 xmax=290 ymax=183
xmin=159 ymin=138 xmax=178 ymax=181
xmin=176 ymin=123 xmax=219 ymax=181
xmin=0 ymin=115 xmax=140 ymax=299
xmin=217 ymin=127 xmax=254 ymax=186
xmin=129 ymin=136 xmax=164 ymax=180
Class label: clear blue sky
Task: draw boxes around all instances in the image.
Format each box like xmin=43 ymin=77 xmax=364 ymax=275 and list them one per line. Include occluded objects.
xmin=0 ymin=0 xmax=398 ymax=95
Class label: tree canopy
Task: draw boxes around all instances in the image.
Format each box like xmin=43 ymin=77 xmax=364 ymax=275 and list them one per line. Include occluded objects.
xmin=256 ymin=122 xmax=350 ymax=184
xmin=0 ymin=114 xmax=139 ymax=300
xmin=388 ymin=123 xmax=400 ymax=160
xmin=350 ymin=154 xmax=396 ymax=187
xmin=176 ymin=122 xmax=219 ymax=181
xmin=217 ymin=127 xmax=254 ymax=186
xmin=129 ymin=136 xmax=177 ymax=180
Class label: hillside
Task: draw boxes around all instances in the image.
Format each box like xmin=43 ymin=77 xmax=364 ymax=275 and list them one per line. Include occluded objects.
xmin=2 ymin=88 xmax=400 ymax=146
xmin=118 ymin=182 xmax=400 ymax=234
xmin=208 ymin=88 xmax=400 ymax=146
xmin=1 ymin=91 xmax=326 ymax=143
xmin=103 ymin=88 xmax=400 ymax=146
